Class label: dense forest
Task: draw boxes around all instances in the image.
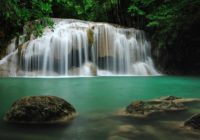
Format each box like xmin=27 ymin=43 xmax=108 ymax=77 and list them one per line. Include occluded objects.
xmin=0 ymin=0 xmax=200 ymax=75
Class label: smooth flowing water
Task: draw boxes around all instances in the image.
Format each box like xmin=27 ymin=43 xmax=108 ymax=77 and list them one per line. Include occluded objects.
xmin=0 ymin=19 xmax=158 ymax=77
xmin=0 ymin=76 xmax=200 ymax=140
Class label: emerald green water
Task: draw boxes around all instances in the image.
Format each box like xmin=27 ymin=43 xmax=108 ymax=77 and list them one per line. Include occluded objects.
xmin=0 ymin=76 xmax=200 ymax=140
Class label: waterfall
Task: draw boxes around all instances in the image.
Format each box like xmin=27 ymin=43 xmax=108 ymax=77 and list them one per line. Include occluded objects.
xmin=0 ymin=19 xmax=159 ymax=77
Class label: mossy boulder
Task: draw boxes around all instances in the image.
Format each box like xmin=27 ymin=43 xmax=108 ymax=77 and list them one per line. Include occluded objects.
xmin=126 ymin=99 xmax=186 ymax=118
xmin=118 ymin=96 xmax=194 ymax=118
xmin=121 ymin=96 xmax=200 ymax=118
xmin=4 ymin=96 xmax=76 ymax=124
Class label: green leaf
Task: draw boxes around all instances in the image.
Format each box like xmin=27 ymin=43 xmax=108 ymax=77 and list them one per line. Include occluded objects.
xmin=147 ymin=21 xmax=160 ymax=27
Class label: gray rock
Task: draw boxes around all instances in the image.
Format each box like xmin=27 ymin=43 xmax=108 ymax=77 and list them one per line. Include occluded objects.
xmin=184 ymin=113 xmax=200 ymax=130
xmin=0 ymin=70 xmax=9 ymax=77
xmin=125 ymin=96 xmax=187 ymax=118
xmin=4 ymin=96 xmax=76 ymax=124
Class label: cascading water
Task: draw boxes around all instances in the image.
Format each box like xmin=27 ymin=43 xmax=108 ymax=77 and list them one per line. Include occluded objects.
xmin=0 ymin=19 xmax=158 ymax=77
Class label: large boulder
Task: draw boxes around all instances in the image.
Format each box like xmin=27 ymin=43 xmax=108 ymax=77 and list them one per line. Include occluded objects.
xmin=4 ymin=96 xmax=76 ymax=124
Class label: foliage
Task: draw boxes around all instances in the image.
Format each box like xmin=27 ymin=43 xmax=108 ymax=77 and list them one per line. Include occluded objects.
xmin=0 ymin=0 xmax=54 ymax=39
xmin=0 ymin=0 xmax=199 ymax=51
xmin=52 ymin=0 xmax=96 ymax=20
xmin=52 ymin=0 xmax=118 ymax=21
xmin=25 ymin=17 xmax=54 ymax=40
xmin=128 ymin=0 xmax=200 ymax=48
xmin=0 ymin=0 xmax=115 ymax=41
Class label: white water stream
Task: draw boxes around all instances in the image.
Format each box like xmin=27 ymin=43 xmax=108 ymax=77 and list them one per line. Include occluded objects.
xmin=0 ymin=19 xmax=158 ymax=76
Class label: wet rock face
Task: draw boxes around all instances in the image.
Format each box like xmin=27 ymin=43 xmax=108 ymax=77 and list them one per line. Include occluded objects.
xmin=126 ymin=101 xmax=145 ymax=114
xmin=184 ymin=114 xmax=200 ymax=130
xmin=125 ymin=96 xmax=187 ymax=118
xmin=4 ymin=96 xmax=76 ymax=124
xmin=83 ymin=62 xmax=97 ymax=76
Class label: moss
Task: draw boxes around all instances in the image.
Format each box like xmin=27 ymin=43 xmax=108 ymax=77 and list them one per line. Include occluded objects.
xmin=87 ymin=27 xmax=94 ymax=45
xmin=4 ymin=96 xmax=76 ymax=124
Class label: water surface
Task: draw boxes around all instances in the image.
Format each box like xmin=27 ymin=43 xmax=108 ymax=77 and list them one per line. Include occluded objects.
xmin=0 ymin=76 xmax=200 ymax=140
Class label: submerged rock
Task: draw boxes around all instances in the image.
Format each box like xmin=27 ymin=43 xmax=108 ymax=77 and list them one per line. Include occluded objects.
xmin=4 ymin=96 xmax=76 ymax=124
xmin=119 ymin=96 xmax=192 ymax=118
xmin=158 ymin=96 xmax=200 ymax=104
xmin=125 ymin=100 xmax=186 ymax=118
xmin=184 ymin=114 xmax=200 ymax=130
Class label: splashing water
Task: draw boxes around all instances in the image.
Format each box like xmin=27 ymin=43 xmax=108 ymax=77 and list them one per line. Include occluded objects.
xmin=0 ymin=19 xmax=159 ymax=77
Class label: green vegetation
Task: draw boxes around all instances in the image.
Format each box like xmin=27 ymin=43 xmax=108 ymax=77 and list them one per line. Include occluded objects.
xmin=0 ymin=0 xmax=117 ymax=45
xmin=128 ymin=0 xmax=200 ymax=48
xmin=0 ymin=0 xmax=52 ymax=37
xmin=1 ymin=0 xmax=199 ymax=46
